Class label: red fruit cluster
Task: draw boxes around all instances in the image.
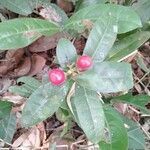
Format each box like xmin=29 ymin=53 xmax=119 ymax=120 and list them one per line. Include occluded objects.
xmin=48 ymin=55 xmax=92 ymax=86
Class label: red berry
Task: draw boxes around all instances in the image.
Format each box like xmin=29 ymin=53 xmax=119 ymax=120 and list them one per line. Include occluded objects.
xmin=76 ymin=55 xmax=93 ymax=71
xmin=48 ymin=68 xmax=66 ymax=85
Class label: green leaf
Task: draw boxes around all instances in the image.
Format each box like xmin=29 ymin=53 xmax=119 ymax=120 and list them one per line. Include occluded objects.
xmin=75 ymin=0 xmax=107 ymax=11
xmin=133 ymin=0 xmax=150 ymax=24
xmin=99 ymin=106 xmax=128 ymax=150
xmin=60 ymin=79 xmax=74 ymax=110
xmin=30 ymin=0 xmax=50 ymax=7
xmin=128 ymin=126 xmax=145 ymax=150
xmin=122 ymin=115 xmax=145 ymax=150
xmin=84 ymin=17 xmax=117 ymax=62
xmin=21 ymin=83 xmax=67 ymax=127
xmin=56 ymin=38 xmax=77 ymax=68
xmin=17 ymin=76 xmax=41 ymax=90
xmin=9 ymin=85 xmax=32 ymax=98
xmin=0 ymin=101 xmax=12 ymax=116
xmin=0 ymin=18 xmax=60 ymax=50
xmin=56 ymin=108 xmax=70 ymax=122
xmin=0 ymin=0 xmax=33 ymax=15
xmin=111 ymin=94 xmax=150 ymax=114
xmin=71 ymin=85 xmax=105 ymax=143
xmin=9 ymin=76 xmax=41 ymax=97
xmin=106 ymin=31 xmax=150 ymax=61
xmin=136 ymin=56 xmax=150 ymax=73
xmin=76 ymin=61 xmax=133 ymax=93
xmin=0 ymin=0 xmax=49 ymax=16
xmin=65 ymin=4 xmax=142 ymax=34
xmin=0 ymin=101 xmax=16 ymax=143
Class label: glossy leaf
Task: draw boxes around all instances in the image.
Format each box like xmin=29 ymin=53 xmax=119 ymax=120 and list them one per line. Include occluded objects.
xmin=0 ymin=101 xmax=16 ymax=143
xmin=71 ymin=85 xmax=105 ymax=143
xmin=122 ymin=115 xmax=145 ymax=150
xmin=65 ymin=4 xmax=142 ymax=33
xmin=99 ymin=106 xmax=128 ymax=150
xmin=0 ymin=18 xmax=60 ymax=50
xmin=56 ymin=38 xmax=77 ymax=68
xmin=76 ymin=62 xmax=133 ymax=93
xmin=84 ymin=17 xmax=117 ymax=62
xmin=112 ymin=94 xmax=150 ymax=114
xmin=21 ymin=83 xmax=67 ymax=127
xmin=106 ymin=31 xmax=150 ymax=61
xmin=133 ymin=0 xmax=150 ymax=24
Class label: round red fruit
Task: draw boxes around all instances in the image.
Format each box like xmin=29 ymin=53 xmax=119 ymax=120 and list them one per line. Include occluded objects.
xmin=76 ymin=55 xmax=92 ymax=71
xmin=48 ymin=68 xmax=66 ymax=85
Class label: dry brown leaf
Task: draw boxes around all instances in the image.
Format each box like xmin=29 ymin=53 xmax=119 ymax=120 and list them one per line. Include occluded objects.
xmin=12 ymin=130 xmax=31 ymax=148
xmin=6 ymin=48 xmax=24 ymax=65
xmin=39 ymin=5 xmax=61 ymax=23
xmin=37 ymin=122 xmax=46 ymax=146
xmin=48 ymin=133 xmax=73 ymax=150
xmin=27 ymin=54 xmax=46 ymax=76
xmin=134 ymin=83 xmax=142 ymax=93
xmin=44 ymin=125 xmax=74 ymax=150
xmin=14 ymin=57 xmax=31 ymax=77
xmin=28 ymin=32 xmax=72 ymax=52
xmin=0 ymin=48 xmax=24 ymax=75
xmin=3 ymin=94 xmax=25 ymax=104
xmin=56 ymin=0 xmax=73 ymax=13
xmin=0 ymin=78 xmax=12 ymax=95
xmin=36 ymin=65 xmax=49 ymax=81
xmin=0 ymin=65 xmax=9 ymax=75
xmin=74 ymin=37 xmax=86 ymax=55
xmin=21 ymin=127 xmax=41 ymax=148
xmin=114 ymin=103 xmax=128 ymax=115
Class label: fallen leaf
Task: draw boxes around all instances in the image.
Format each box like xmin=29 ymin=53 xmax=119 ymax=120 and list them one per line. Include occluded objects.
xmin=134 ymin=83 xmax=142 ymax=94
xmin=21 ymin=127 xmax=41 ymax=148
xmin=0 ymin=49 xmax=24 ymax=76
xmin=0 ymin=65 xmax=9 ymax=75
xmin=14 ymin=57 xmax=31 ymax=77
xmin=27 ymin=54 xmax=46 ymax=76
xmin=74 ymin=37 xmax=85 ymax=55
xmin=6 ymin=48 xmax=24 ymax=64
xmin=28 ymin=32 xmax=72 ymax=52
xmin=44 ymin=125 xmax=74 ymax=150
xmin=3 ymin=93 xmax=25 ymax=104
xmin=39 ymin=6 xmax=62 ymax=23
xmin=36 ymin=65 xmax=49 ymax=81
xmin=56 ymin=0 xmax=73 ymax=13
xmin=0 ymin=78 xmax=12 ymax=95
xmin=12 ymin=130 xmax=31 ymax=148
xmin=114 ymin=103 xmax=128 ymax=114
xmin=37 ymin=122 xmax=46 ymax=146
